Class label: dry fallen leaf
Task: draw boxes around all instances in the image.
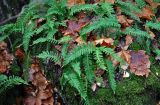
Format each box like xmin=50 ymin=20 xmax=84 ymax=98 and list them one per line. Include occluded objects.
xmin=0 ymin=41 xmax=14 ymax=73
xmin=137 ymin=6 xmax=155 ymax=20
xmin=124 ymin=35 xmax=133 ymax=50
xmin=106 ymin=0 xmax=115 ymax=4
xmin=123 ymin=71 xmax=130 ymax=78
xmin=129 ymin=50 xmax=150 ymax=77
xmin=145 ymin=0 xmax=160 ymax=9
xmin=24 ymin=58 xmax=55 ymax=105
xmin=75 ymin=36 xmax=85 ymax=45
xmin=94 ymin=37 xmax=114 ymax=47
xmin=117 ymin=15 xmax=134 ymax=28
xmin=67 ymin=0 xmax=85 ymax=7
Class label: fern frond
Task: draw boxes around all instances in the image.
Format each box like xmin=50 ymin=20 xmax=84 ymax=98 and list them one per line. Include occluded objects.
xmin=72 ymin=62 xmax=81 ymax=77
xmin=70 ymin=4 xmax=98 ymax=15
xmin=23 ymin=21 xmax=35 ymax=52
xmin=124 ymin=27 xmax=151 ymax=38
xmin=100 ymin=2 xmax=114 ymax=16
xmin=0 ymin=75 xmax=27 ymax=94
xmin=94 ymin=48 xmax=106 ymax=70
xmin=62 ymin=70 xmax=87 ymax=101
xmin=37 ymin=51 xmax=61 ymax=65
xmin=106 ymin=60 xmax=116 ymax=93
xmin=145 ymin=21 xmax=160 ymax=31
xmin=100 ymin=47 xmax=124 ymax=65
xmin=83 ymin=54 xmax=95 ymax=83
xmin=64 ymin=43 xmax=95 ymax=66
xmin=135 ymin=0 xmax=146 ymax=8
xmin=80 ymin=17 xmax=120 ymax=36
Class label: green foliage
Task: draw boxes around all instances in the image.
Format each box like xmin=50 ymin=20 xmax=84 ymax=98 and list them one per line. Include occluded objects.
xmin=145 ymin=21 xmax=160 ymax=31
xmin=0 ymin=75 xmax=27 ymax=94
xmin=1 ymin=0 xmax=160 ymax=104
xmin=124 ymin=27 xmax=151 ymax=38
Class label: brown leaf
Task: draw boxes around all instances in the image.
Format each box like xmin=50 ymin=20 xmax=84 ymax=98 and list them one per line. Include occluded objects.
xmin=129 ymin=50 xmax=150 ymax=77
xmin=117 ymin=15 xmax=134 ymax=28
xmin=94 ymin=37 xmax=114 ymax=47
xmin=145 ymin=0 xmax=160 ymax=9
xmin=0 ymin=41 xmax=14 ymax=73
xmin=67 ymin=0 xmax=85 ymax=7
xmin=75 ymin=36 xmax=85 ymax=45
xmin=148 ymin=31 xmax=155 ymax=39
xmin=15 ymin=48 xmax=25 ymax=63
xmin=62 ymin=18 xmax=89 ymax=36
xmin=124 ymin=35 xmax=133 ymax=50
xmin=106 ymin=0 xmax=115 ymax=4
xmin=137 ymin=6 xmax=155 ymax=20
xmin=24 ymin=58 xmax=55 ymax=105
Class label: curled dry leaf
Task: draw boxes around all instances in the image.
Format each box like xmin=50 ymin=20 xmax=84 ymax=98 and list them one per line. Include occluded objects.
xmin=124 ymin=35 xmax=133 ymax=50
xmin=148 ymin=31 xmax=155 ymax=39
xmin=117 ymin=15 xmax=134 ymax=28
xmin=24 ymin=58 xmax=55 ymax=105
xmin=129 ymin=50 xmax=150 ymax=77
xmin=0 ymin=41 xmax=14 ymax=73
xmin=94 ymin=37 xmax=114 ymax=47
xmin=137 ymin=6 xmax=155 ymax=20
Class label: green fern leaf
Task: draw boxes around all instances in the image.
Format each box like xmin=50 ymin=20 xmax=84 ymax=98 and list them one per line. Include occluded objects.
xmin=124 ymin=27 xmax=151 ymax=38
xmin=0 ymin=75 xmax=27 ymax=94
xmin=145 ymin=21 xmax=160 ymax=31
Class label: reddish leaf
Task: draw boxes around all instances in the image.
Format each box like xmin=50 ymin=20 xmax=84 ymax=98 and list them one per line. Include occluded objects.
xmin=0 ymin=41 xmax=14 ymax=73
xmin=129 ymin=50 xmax=150 ymax=77
xmin=106 ymin=0 xmax=115 ymax=4
xmin=137 ymin=6 xmax=155 ymax=20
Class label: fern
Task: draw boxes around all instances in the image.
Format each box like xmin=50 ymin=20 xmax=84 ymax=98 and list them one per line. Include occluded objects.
xmin=80 ymin=17 xmax=120 ymax=36
xmin=62 ymin=69 xmax=88 ymax=101
xmin=70 ymin=4 xmax=98 ymax=15
xmin=135 ymin=0 xmax=146 ymax=8
xmin=37 ymin=51 xmax=61 ymax=65
xmin=124 ymin=27 xmax=151 ymax=38
xmin=145 ymin=21 xmax=160 ymax=31
xmin=23 ymin=21 xmax=36 ymax=52
xmin=83 ymin=54 xmax=95 ymax=83
xmin=106 ymin=60 xmax=116 ymax=93
xmin=100 ymin=2 xmax=115 ymax=16
xmin=100 ymin=47 xmax=125 ymax=65
xmin=64 ymin=43 xmax=95 ymax=65
xmin=0 ymin=75 xmax=27 ymax=94
xmin=94 ymin=48 xmax=106 ymax=70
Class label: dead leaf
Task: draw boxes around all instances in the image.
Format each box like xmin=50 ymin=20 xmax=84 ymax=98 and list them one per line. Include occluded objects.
xmin=137 ymin=6 xmax=155 ymax=20
xmin=124 ymin=35 xmax=133 ymax=50
xmin=94 ymin=37 xmax=114 ymax=47
xmin=145 ymin=0 xmax=160 ymax=9
xmin=129 ymin=50 xmax=150 ymax=77
xmin=117 ymin=15 xmax=134 ymax=28
xmin=106 ymin=0 xmax=115 ymax=4
xmin=0 ymin=41 xmax=14 ymax=73
xmin=62 ymin=18 xmax=89 ymax=36
xmin=67 ymin=0 xmax=85 ymax=7
xmin=75 ymin=36 xmax=85 ymax=45
xmin=24 ymin=58 xmax=55 ymax=105
xmin=15 ymin=48 xmax=25 ymax=63
xmin=148 ymin=31 xmax=155 ymax=39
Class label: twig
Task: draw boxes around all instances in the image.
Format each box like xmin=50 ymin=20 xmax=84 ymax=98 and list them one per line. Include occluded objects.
xmin=0 ymin=14 xmax=20 ymax=26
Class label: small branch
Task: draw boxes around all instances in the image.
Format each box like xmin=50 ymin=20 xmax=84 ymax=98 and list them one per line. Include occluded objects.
xmin=0 ymin=14 xmax=20 ymax=25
